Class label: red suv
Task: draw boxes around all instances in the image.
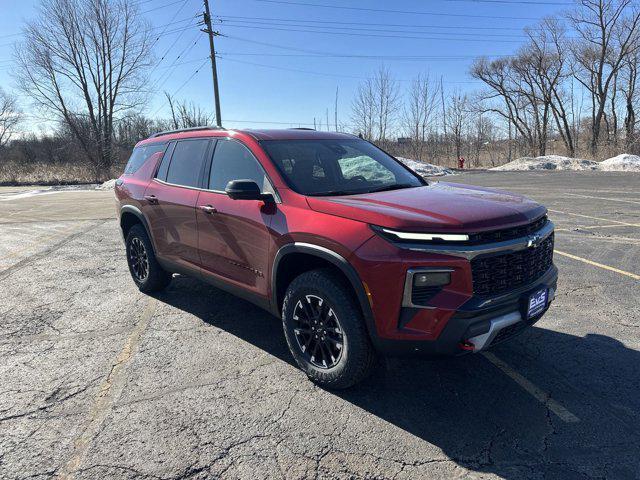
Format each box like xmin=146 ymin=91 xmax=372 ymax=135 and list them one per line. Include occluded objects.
xmin=116 ymin=127 xmax=557 ymax=388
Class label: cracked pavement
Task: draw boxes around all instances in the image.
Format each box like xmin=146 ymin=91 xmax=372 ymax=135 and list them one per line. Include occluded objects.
xmin=0 ymin=173 xmax=639 ymax=479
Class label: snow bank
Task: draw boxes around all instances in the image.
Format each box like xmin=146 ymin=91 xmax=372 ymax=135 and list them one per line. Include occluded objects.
xmin=396 ymin=157 xmax=454 ymax=177
xmin=96 ymin=179 xmax=117 ymax=190
xmin=599 ymin=154 xmax=640 ymax=171
xmin=492 ymin=153 xmax=640 ymax=172
xmin=492 ymin=155 xmax=599 ymax=171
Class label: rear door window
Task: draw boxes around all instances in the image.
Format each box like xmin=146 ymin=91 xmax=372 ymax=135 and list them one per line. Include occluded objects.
xmin=124 ymin=143 xmax=167 ymax=174
xmin=164 ymin=139 xmax=210 ymax=188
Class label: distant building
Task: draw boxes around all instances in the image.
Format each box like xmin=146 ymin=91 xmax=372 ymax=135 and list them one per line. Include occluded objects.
xmin=397 ymin=137 xmax=411 ymax=145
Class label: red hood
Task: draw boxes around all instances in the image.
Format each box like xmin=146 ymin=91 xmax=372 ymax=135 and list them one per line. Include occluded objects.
xmin=306 ymin=182 xmax=546 ymax=232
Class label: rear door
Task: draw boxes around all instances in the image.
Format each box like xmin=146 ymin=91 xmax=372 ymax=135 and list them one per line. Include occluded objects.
xmin=196 ymin=138 xmax=276 ymax=297
xmin=143 ymin=138 xmax=211 ymax=271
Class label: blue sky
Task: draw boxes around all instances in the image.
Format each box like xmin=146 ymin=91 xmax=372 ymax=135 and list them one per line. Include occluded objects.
xmin=0 ymin=0 xmax=570 ymax=132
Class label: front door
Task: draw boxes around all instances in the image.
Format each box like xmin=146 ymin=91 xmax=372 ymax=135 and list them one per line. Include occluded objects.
xmin=196 ymin=138 xmax=276 ymax=297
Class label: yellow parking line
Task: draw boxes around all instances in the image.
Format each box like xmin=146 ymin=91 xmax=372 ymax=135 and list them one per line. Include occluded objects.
xmin=564 ymin=192 xmax=640 ymax=206
xmin=482 ymin=352 xmax=580 ymax=423
xmin=555 ymin=250 xmax=640 ymax=280
xmin=548 ymin=209 xmax=640 ymax=228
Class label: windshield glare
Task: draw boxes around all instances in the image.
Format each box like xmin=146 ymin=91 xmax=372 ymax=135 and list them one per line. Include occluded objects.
xmin=260 ymin=139 xmax=424 ymax=196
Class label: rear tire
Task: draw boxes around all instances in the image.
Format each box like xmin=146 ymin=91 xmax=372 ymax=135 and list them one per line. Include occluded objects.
xmin=125 ymin=224 xmax=172 ymax=293
xmin=282 ymin=269 xmax=376 ymax=389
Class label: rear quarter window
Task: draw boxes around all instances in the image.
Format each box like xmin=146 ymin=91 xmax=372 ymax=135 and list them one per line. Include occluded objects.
xmin=124 ymin=143 xmax=167 ymax=175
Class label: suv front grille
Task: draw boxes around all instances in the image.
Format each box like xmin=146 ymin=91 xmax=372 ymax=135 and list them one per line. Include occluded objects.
xmin=471 ymin=233 xmax=554 ymax=297
xmin=468 ymin=215 xmax=548 ymax=244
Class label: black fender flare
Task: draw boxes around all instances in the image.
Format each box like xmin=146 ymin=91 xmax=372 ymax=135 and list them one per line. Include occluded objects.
xmin=271 ymin=242 xmax=378 ymax=343
xmin=119 ymin=205 xmax=155 ymax=249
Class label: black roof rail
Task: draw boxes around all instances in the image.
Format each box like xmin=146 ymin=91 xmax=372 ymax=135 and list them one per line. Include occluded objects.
xmin=288 ymin=127 xmax=316 ymax=131
xmin=150 ymin=125 xmax=225 ymax=138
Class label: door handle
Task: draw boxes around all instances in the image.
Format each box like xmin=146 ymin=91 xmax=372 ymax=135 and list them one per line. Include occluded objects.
xmin=199 ymin=204 xmax=217 ymax=214
xmin=144 ymin=194 xmax=158 ymax=204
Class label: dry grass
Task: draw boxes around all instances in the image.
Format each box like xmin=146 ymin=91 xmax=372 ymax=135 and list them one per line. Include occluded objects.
xmin=0 ymin=161 xmax=123 ymax=186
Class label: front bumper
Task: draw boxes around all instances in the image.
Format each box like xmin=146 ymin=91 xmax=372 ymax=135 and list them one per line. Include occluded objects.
xmin=370 ymin=265 xmax=558 ymax=357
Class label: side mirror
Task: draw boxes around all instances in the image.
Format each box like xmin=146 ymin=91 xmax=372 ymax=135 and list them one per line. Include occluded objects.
xmin=225 ymin=179 xmax=273 ymax=201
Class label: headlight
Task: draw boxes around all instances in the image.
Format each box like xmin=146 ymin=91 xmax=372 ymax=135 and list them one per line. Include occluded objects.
xmin=372 ymin=225 xmax=469 ymax=243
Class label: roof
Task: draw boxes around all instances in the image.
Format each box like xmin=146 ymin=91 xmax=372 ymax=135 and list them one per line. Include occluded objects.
xmin=240 ymin=129 xmax=357 ymax=141
xmin=139 ymin=127 xmax=358 ymax=144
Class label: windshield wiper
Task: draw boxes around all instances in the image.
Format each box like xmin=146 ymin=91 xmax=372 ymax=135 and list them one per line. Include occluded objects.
xmin=364 ymin=183 xmax=416 ymax=194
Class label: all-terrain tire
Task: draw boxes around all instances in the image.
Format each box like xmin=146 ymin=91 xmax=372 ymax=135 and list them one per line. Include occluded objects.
xmin=125 ymin=224 xmax=172 ymax=293
xmin=282 ymin=268 xmax=376 ymax=389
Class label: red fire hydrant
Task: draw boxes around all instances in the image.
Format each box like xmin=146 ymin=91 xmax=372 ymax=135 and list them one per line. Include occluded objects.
xmin=458 ymin=156 xmax=465 ymax=169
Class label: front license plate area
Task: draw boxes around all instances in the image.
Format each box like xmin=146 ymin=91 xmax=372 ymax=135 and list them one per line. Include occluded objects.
xmin=526 ymin=288 xmax=548 ymax=320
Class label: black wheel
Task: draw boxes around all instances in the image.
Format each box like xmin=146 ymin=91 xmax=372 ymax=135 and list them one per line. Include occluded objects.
xmin=125 ymin=224 xmax=172 ymax=293
xmin=282 ymin=269 xmax=376 ymax=389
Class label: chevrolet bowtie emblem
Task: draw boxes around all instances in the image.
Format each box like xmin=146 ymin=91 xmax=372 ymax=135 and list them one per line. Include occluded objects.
xmin=527 ymin=233 xmax=542 ymax=248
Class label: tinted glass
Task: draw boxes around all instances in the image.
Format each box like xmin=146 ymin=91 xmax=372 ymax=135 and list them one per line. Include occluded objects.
xmin=209 ymin=139 xmax=272 ymax=193
xmin=155 ymin=142 xmax=174 ymax=181
xmin=165 ymin=139 xmax=209 ymax=187
xmin=261 ymin=139 xmax=423 ymax=196
xmin=124 ymin=143 xmax=166 ymax=174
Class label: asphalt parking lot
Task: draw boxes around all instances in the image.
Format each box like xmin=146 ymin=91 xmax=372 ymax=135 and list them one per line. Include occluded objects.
xmin=1 ymin=171 xmax=639 ymax=480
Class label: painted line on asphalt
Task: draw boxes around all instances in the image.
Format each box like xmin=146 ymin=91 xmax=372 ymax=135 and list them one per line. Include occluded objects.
xmin=574 ymin=223 xmax=637 ymax=230
xmin=555 ymin=250 xmax=640 ymax=280
xmin=482 ymin=352 xmax=580 ymax=423
xmin=564 ymin=192 xmax=640 ymax=206
xmin=548 ymin=209 xmax=640 ymax=228
xmin=58 ymin=297 xmax=157 ymax=479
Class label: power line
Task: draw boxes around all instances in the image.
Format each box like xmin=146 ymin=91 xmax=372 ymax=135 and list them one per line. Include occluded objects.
xmin=221 ymin=35 xmax=513 ymax=60
xmin=217 ymin=19 xmax=530 ymax=39
xmin=216 ymin=55 xmax=482 ymax=84
xmin=152 ymin=33 xmax=204 ymax=92
xmin=142 ymin=0 xmax=190 ymax=14
xmin=250 ymin=0 xmax=541 ymax=20
xmin=151 ymin=58 xmax=209 ymax=116
xmin=215 ymin=15 xmax=531 ymax=31
xmin=442 ymin=0 xmax=571 ymax=4
xmin=221 ymin=24 xmax=524 ymax=44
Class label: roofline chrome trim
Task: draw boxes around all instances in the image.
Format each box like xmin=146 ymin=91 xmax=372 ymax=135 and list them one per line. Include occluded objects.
xmin=404 ymin=220 xmax=554 ymax=260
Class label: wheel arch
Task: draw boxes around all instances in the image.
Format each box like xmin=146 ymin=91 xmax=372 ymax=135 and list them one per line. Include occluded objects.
xmin=120 ymin=205 xmax=154 ymax=249
xmin=271 ymin=243 xmax=377 ymax=342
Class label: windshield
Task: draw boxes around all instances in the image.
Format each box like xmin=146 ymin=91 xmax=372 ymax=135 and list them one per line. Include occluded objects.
xmin=260 ymin=139 xmax=424 ymax=196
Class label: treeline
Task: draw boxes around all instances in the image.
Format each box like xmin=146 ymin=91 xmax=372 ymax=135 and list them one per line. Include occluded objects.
xmin=350 ymin=0 xmax=640 ymax=165
xmin=2 ymin=0 xmax=640 ymax=184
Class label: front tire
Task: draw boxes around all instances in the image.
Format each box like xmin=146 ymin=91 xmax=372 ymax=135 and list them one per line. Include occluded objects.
xmin=125 ymin=224 xmax=172 ymax=293
xmin=282 ymin=269 xmax=376 ymax=389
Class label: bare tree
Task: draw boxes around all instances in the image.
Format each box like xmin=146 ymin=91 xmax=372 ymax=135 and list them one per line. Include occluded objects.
xmin=402 ymin=73 xmax=439 ymax=161
xmin=351 ymin=78 xmax=376 ymax=141
xmin=373 ymin=66 xmax=400 ymax=142
xmin=15 ymin=0 xmax=153 ymax=180
xmin=165 ymin=92 xmax=213 ymax=130
xmin=351 ymin=66 xmax=400 ymax=142
xmin=621 ymin=46 xmax=639 ymax=151
xmin=0 ymin=88 xmax=23 ymax=149
xmin=569 ymin=0 xmax=640 ymax=156
xmin=446 ymin=91 xmax=469 ymax=162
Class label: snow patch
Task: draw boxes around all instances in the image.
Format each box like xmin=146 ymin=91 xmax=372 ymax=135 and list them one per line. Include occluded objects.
xmin=492 ymin=153 xmax=640 ymax=172
xmin=396 ymin=157 xmax=455 ymax=176
xmin=96 ymin=179 xmax=117 ymax=190
xmin=599 ymin=154 xmax=640 ymax=171
xmin=492 ymin=155 xmax=599 ymax=171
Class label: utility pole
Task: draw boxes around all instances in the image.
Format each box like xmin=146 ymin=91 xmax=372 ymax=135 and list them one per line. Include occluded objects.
xmin=202 ymin=0 xmax=222 ymax=127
